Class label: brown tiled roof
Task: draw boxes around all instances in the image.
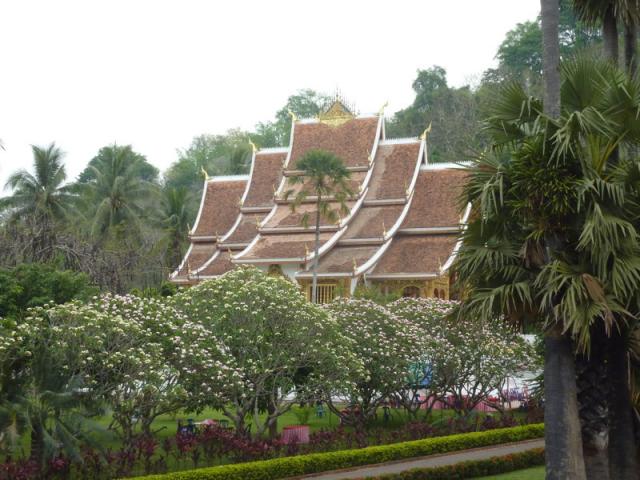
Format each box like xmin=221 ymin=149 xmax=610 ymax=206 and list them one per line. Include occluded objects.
xmin=191 ymin=180 xmax=246 ymax=237
xmin=238 ymin=232 xmax=333 ymax=261
xmin=243 ymin=152 xmax=286 ymax=208
xmin=221 ymin=213 xmax=264 ymax=245
xmin=366 ymin=143 xmax=420 ymax=200
xmin=288 ymin=117 xmax=379 ymax=168
xmin=310 ymin=245 xmax=379 ymax=274
xmin=342 ymin=205 xmax=404 ymax=239
xmin=279 ymin=171 xmax=365 ymax=201
xmin=263 ymin=201 xmax=355 ymax=229
xmin=199 ymin=250 xmax=235 ymax=277
xmin=175 ymin=243 xmax=218 ymax=277
xmin=402 ymin=169 xmax=468 ymax=228
xmin=371 ymin=235 xmax=458 ymax=275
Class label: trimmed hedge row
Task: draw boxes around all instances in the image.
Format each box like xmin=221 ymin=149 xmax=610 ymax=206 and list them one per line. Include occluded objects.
xmin=128 ymin=423 xmax=543 ymax=480
xmin=366 ymin=448 xmax=545 ymax=479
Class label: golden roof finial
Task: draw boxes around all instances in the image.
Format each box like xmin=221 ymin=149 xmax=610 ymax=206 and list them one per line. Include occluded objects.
xmin=352 ymin=258 xmax=358 ymax=273
xmin=215 ymin=230 xmax=219 ymax=240
xmin=227 ymin=247 xmax=233 ymax=257
xmin=378 ymin=101 xmax=389 ymax=116
xmin=420 ymin=122 xmax=432 ymax=141
xmin=304 ymin=244 xmax=310 ymax=258
xmin=249 ymin=139 xmax=257 ymax=153
xmin=382 ymin=220 xmax=386 ymax=237
xmin=200 ymin=166 xmax=209 ymax=180
xmin=287 ymin=108 xmax=298 ymax=122
xmin=186 ymin=260 xmax=192 ymax=276
xmin=255 ymin=216 xmax=261 ymax=228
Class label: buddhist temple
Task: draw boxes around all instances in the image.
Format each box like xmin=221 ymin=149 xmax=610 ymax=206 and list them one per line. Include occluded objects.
xmin=170 ymin=100 xmax=469 ymax=302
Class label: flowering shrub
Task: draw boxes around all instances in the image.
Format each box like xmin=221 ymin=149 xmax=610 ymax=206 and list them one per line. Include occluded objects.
xmin=171 ymin=266 xmax=360 ymax=438
xmin=15 ymin=294 xmax=190 ymax=443
xmin=389 ymin=298 xmax=538 ymax=416
xmin=323 ymin=299 xmax=424 ymax=425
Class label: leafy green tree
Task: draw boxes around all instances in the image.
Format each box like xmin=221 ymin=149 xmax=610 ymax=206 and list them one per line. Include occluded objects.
xmin=78 ymin=146 xmax=158 ymax=184
xmin=286 ymin=150 xmax=353 ymax=303
xmin=0 ymin=144 xmax=74 ymax=261
xmin=0 ymin=263 xmax=96 ymax=319
xmin=253 ymin=89 xmax=331 ymax=148
xmin=387 ymin=67 xmax=485 ymax=162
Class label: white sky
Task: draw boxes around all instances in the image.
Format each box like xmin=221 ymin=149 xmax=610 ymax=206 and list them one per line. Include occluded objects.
xmin=0 ymin=0 xmax=540 ymax=189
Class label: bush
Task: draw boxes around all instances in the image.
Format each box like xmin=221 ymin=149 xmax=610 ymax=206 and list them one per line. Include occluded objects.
xmin=128 ymin=424 xmax=543 ymax=480
xmin=366 ymin=448 xmax=544 ymax=479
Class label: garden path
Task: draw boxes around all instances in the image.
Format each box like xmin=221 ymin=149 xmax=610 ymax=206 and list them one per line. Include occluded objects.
xmin=289 ymin=438 xmax=545 ymax=479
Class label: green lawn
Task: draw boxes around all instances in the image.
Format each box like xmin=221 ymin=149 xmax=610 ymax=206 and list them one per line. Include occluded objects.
xmin=477 ymin=466 xmax=544 ymax=479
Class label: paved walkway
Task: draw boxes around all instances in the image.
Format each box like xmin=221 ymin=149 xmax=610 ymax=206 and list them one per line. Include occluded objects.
xmin=290 ymin=438 xmax=545 ymax=480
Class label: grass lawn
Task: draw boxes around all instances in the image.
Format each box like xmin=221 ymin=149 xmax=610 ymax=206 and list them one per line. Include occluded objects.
xmin=477 ymin=466 xmax=544 ymax=479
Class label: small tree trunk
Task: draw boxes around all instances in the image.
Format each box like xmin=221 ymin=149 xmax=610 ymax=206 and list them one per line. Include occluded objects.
xmin=267 ymin=402 xmax=278 ymax=439
xmin=625 ymin=20 xmax=637 ymax=74
xmin=545 ymin=325 xmax=587 ymax=480
xmin=29 ymin=422 xmax=44 ymax=468
xmin=576 ymin=333 xmax=610 ymax=480
xmin=603 ymin=6 xmax=619 ymax=65
xmin=311 ymin=195 xmax=321 ymax=304
xmin=607 ymin=329 xmax=638 ymax=480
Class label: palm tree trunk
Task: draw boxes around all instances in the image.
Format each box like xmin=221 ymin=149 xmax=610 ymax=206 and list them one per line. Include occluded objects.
xmin=541 ymin=0 xmax=561 ymax=118
xmin=625 ymin=19 xmax=637 ymax=74
xmin=545 ymin=325 xmax=587 ymax=479
xmin=311 ymin=195 xmax=321 ymax=304
xmin=541 ymin=2 xmax=587 ymax=477
xmin=30 ymin=421 xmax=44 ymax=468
xmin=607 ymin=328 xmax=638 ymax=480
xmin=576 ymin=331 xmax=610 ymax=480
xmin=603 ymin=5 xmax=619 ymax=65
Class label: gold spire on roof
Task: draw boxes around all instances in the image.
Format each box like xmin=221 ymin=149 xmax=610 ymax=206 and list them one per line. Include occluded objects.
xmin=352 ymin=258 xmax=358 ymax=273
xmin=420 ymin=122 xmax=432 ymax=141
xmin=249 ymin=139 xmax=257 ymax=153
xmin=200 ymin=166 xmax=209 ymax=180
xmin=304 ymin=244 xmax=310 ymax=258
xmin=378 ymin=101 xmax=389 ymax=116
xmin=287 ymin=108 xmax=298 ymax=122
xmin=318 ymin=100 xmax=355 ymax=127
xmin=382 ymin=220 xmax=386 ymax=237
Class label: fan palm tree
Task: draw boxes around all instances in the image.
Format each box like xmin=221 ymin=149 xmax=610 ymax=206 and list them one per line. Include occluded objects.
xmin=79 ymin=144 xmax=156 ymax=238
xmin=285 ymin=150 xmax=353 ymax=303
xmin=572 ymin=0 xmax=640 ymax=71
xmin=0 ymin=143 xmax=74 ymax=261
xmin=456 ymin=56 xmax=640 ymax=479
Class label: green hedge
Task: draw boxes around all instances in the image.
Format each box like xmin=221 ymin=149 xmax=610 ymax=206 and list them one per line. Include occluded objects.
xmin=366 ymin=448 xmax=545 ymax=479
xmin=128 ymin=423 xmax=544 ymax=480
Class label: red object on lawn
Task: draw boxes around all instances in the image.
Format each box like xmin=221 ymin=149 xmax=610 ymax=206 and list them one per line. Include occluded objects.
xmin=282 ymin=425 xmax=310 ymax=444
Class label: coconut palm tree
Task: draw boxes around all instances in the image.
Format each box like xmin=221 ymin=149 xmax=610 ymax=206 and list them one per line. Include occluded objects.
xmin=285 ymin=149 xmax=353 ymax=303
xmin=0 ymin=143 xmax=74 ymax=261
xmin=79 ymin=144 xmax=156 ymax=238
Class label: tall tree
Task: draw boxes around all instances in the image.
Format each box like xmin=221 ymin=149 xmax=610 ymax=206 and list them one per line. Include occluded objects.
xmin=0 ymin=143 xmax=74 ymax=261
xmin=286 ymin=150 xmax=353 ymax=303
xmin=78 ymin=144 xmax=156 ymax=237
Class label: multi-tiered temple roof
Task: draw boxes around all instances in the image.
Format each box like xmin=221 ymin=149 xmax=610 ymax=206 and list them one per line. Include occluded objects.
xmin=170 ymin=101 xmax=469 ymax=300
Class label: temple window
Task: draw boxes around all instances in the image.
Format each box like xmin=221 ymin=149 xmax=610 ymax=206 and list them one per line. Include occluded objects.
xmin=402 ymin=286 xmax=421 ymax=298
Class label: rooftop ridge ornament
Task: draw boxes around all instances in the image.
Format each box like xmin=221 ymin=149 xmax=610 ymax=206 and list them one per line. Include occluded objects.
xmin=249 ymin=139 xmax=257 ymax=153
xmin=200 ymin=166 xmax=209 ymax=180
xmin=318 ymin=99 xmax=355 ymax=127
xmin=420 ymin=122 xmax=432 ymax=141
xmin=378 ymin=101 xmax=389 ymax=116
xmin=287 ymin=108 xmax=298 ymax=122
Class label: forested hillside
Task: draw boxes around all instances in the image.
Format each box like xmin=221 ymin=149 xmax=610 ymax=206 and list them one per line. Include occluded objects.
xmin=0 ymin=0 xmax=599 ymax=296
